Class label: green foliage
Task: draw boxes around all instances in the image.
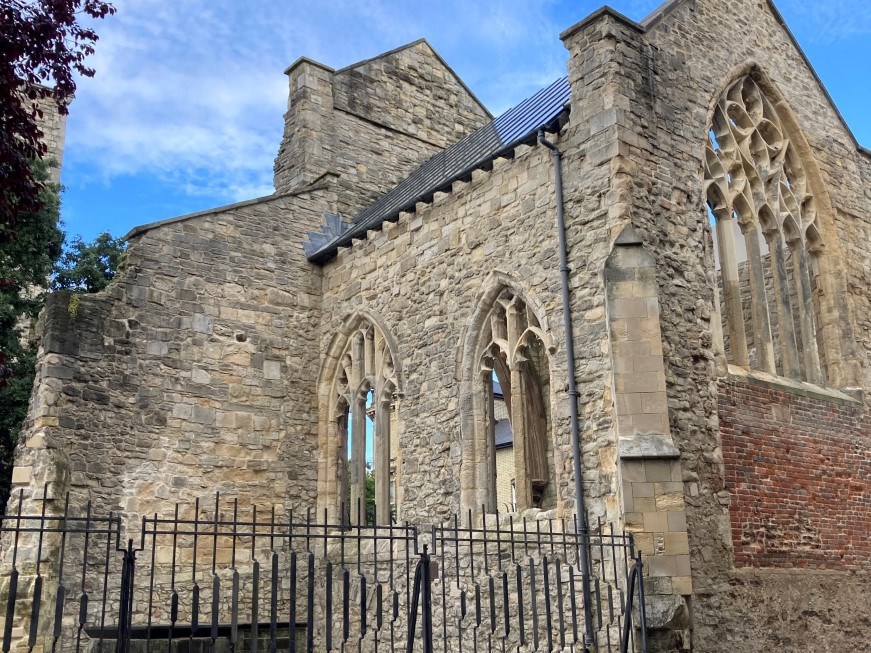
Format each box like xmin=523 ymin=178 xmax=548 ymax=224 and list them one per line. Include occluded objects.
xmin=365 ymin=463 xmax=376 ymax=524
xmin=0 ymin=344 xmax=36 ymax=513
xmin=0 ymin=158 xmax=64 ymax=511
xmin=0 ymin=165 xmax=126 ymax=513
xmin=0 ymin=0 xmax=118 ymax=510
xmin=53 ymin=232 xmax=126 ymax=294
xmin=0 ymin=159 xmax=64 ymax=330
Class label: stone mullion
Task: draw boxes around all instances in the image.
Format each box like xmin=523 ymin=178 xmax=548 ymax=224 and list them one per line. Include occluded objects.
xmin=715 ymin=216 xmax=750 ymax=367
xmin=791 ymin=241 xmax=823 ymax=384
xmin=510 ymin=364 xmax=531 ymax=512
xmin=741 ymin=222 xmax=776 ymax=373
xmin=374 ymin=394 xmax=391 ymax=525
xmin=766 ymin=233 xmax=801 ymax=378
xmin=483 ymin=369 xmax=497 ymax=513
xmin=490 ymin=310 xmax=506 ymax=344
xmin=810 ymin=252 xmax=849 ymax=386
xmin=389 ymin=401 xmax=401 ymax=516
xmin=350 ymin=393 xmax=368 ymax=524
xmin=349 ymin=333 xmax=367 ymax=524
xmin=364 ymin=329 xmax=375 ymax=377
xmin=337 ymin=410 xmax=350 ymax=524
xmin=506 ymin=303 xmax=520 ymax=359
xmin=710 ymin=274 xmax=727 ymax=371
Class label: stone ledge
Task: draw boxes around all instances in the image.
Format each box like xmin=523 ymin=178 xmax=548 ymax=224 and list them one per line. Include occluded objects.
xmin=618 ymin=433 xmax=680 ymax=459
xmin=284 ymin=56 xmax=335 ymax=76
xmin=124 ymin=185 xmax=330 ymax=241
xmin=732 ymin=567 xmax=871 ymax=579
xmin=723 ymin=365 xmax=862 ymax=406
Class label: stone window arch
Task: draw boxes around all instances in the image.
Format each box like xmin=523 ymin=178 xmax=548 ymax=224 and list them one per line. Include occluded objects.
xmin=704 ymin=75 xmax=834 ymax=384
xmin=462 ymin=284 xmax=557 ymax=515
xmin=318 ymin=314 xmax=399 ymax=525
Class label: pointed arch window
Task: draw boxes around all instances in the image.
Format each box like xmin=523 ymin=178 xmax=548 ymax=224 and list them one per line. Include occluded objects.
xmin=704 ymin=76 xmax=825 ymax=384
xmin=478 ymin=288 xmax=555 ymax=512
xmin=327 ymin=319 xmax=398 ymax=525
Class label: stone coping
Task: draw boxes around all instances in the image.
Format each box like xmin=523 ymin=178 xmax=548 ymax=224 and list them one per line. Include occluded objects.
xmin=723 ymin=365 xmax=863 ymax=406
xmin=123 ymin=183 xmax=331 ymax=241
xmin=284 ymin=56 xmax=335 ymax=75
xmin=559 ymin=6 xmax=643 ymax=42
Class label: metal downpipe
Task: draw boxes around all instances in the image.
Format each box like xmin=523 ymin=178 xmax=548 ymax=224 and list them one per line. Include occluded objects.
xmin=538 ymin=129 xmax=596 ymax=651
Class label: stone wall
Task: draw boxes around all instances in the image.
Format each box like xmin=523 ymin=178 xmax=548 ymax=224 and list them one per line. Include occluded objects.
xmin=274 ymin=41 xmax=490 ymax=217
xmin=32 ymin=88 xmax=68 ymax=183
xmin=589 ymin=0 xmax=871 ymax=650
xmin=852 ymin=152 xmax=871 ymax=388
xmin=316 ymin=142 xmax=585 ymax=525
xmin=331 ymin=40 xmax=488 ymax=150
xmin=9 ymin=190 xmax=329 ymax=520
xmin=4 ymin=2 xmax=869 ymax=651
xmin=693 ymin=569 xmax=871 ymax=653
xmin=494 ymin=445 xmax=514 ymax=512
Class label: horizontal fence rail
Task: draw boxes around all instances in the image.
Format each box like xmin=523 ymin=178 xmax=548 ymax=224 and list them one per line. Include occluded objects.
xmin=0 ymin=491 xmax=647 ymax=653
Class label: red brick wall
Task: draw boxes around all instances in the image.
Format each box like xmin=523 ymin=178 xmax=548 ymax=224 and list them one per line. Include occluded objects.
xmin=718 ymin=378 xmax=870 ymax=570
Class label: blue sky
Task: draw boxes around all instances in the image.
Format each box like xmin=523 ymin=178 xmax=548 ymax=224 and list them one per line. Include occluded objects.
xmin=60 ymin=0 xmax=871 ymax=243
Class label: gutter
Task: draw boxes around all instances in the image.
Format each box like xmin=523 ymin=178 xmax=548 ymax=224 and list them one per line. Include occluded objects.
xmin=538 ymin=129 xmax=596 ymax=652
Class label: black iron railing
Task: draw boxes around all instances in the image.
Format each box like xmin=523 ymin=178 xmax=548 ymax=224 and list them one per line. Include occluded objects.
xmin=420 ymin=511 xmax=645 ymax=653
xmin=0 ymin=491 xmax=647 ymax=653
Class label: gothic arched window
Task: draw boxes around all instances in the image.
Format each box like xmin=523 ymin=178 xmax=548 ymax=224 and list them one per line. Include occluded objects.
xmin=477 ymin=288 xmax=554 ymax=512
xmin=323 ymin=317 xmax=399 ymax=525
xmin=704 ymin=76 xmax=825 ymax=384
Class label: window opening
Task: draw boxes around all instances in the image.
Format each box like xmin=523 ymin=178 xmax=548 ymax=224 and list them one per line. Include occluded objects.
xmin=329 ymin=321 xmax=398 ymax=525
xmin=704 ymin=76 xmax=823 ymax=383
xmin=478 ymin=289 xmax=554 ymax=512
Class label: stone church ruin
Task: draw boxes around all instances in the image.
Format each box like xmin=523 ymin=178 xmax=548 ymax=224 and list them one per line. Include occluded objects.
xmin=2 ymin=0 xmax=869 ymax=651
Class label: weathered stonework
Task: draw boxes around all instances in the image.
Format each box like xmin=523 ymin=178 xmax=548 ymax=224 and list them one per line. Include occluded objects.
xmin=273 ymin=40 xmax=491 ymax=218
xmin=11 ymin=190 xmax=330 ymax=521
xmin=4 ymin=1 xmax=869 ymax=651
xmin=32 ymin=87 xmax=68 ymax=183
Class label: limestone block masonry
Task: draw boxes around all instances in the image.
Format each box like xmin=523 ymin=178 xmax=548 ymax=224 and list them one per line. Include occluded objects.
xmin=32 ymin=88 xmax=68 ymax=183
xmin=10 ymin=191 xmax=330 ymax=521
xmin=273 ymin=40 xmax=491 ymax=218
xmin=4 ymin=1 xmax=870 ymax=652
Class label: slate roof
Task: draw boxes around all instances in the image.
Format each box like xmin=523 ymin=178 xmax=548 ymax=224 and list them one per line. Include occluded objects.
xmin=494 ymin=419 xmax=513 ymax=449
xmin=304 ymin=76 xmax=571 ymax=262
xmin=493 ymin=377 xmax=504 ymax=398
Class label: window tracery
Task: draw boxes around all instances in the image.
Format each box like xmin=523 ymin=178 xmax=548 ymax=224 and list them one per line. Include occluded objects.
xmin=327 ymin=319 xmax=398 ymax=524
xmin=704 ymin=76 xmax=824 ymax=384
xmin=478 ymin=288 xmax=554 ymax=512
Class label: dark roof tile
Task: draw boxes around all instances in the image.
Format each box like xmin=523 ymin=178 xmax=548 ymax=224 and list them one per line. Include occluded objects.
xmin=305 ymin=76 xmax=571 ymax=262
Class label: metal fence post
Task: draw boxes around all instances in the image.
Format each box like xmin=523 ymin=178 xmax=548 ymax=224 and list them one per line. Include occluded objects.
xmin=635 ymin=553 xmax=648 ymax=653
xmin=115 ymin=539 xmax=136 ymax=653
xmin=421 ymin=546 xmax=433 ymax=653
xmin=406 ymin=545 xmax=434 ymax=653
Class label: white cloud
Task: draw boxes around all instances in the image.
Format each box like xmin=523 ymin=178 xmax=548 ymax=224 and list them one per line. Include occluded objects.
xmin=63 ymin=0 xmax=597 ymax=206
xmin=776 ymin=0 xmax=871 ymax=43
